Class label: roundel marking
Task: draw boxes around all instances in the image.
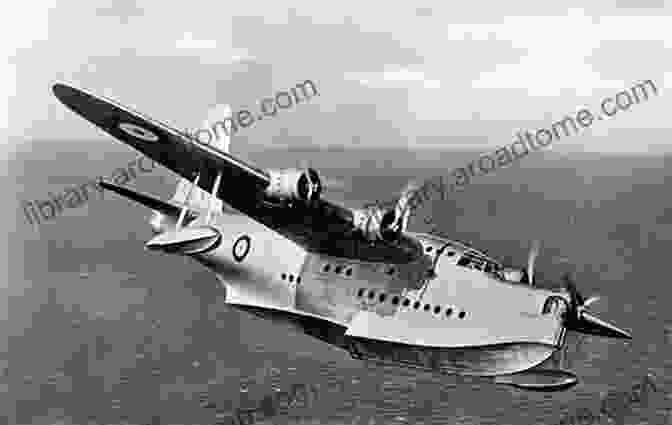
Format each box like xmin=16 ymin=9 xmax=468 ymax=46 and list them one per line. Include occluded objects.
xmin=118 ymin=122 xmax=160 ymax=142
xmin=232 ymin=235 xmax=251 ymax=262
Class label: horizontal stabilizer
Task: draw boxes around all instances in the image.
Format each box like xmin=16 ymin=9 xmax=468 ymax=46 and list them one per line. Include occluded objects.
xmin=99 ymin=179 xmax=188 ymax=217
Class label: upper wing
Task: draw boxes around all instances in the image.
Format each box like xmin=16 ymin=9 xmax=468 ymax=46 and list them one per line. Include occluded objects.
xmin=53 ymin=83 xmax=422 ymax=263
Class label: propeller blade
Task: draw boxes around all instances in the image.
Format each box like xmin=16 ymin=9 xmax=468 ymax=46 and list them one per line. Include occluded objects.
xmin=393 ymin=180 xmax=422 ymax=233
xmin=562 ymin=273 xmax=585 ymax=307
xmin=582 ymin=296 xmax=601 ymax=308
xmin=562 ymin=274 xmax=576 ymax=311
xmin=527 ymin=240 xmax=540 ymax=285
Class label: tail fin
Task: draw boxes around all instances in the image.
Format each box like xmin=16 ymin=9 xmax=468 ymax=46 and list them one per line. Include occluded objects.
xmin=201 ymin=103 xmax=232 ymax=153
xmin=171 ymin=104 xmax=233 ymax=213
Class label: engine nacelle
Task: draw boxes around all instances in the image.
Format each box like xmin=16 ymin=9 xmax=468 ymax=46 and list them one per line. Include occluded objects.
xmin=264 ymin=168 xmax=322 ymax=203
xmin=352 ymin=206 xmax=401 ymax=242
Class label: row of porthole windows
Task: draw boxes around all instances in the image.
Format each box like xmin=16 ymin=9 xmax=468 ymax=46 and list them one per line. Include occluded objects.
xmin=321 ymin=264 xmax=397 ymax=277
xmin=280 ymin=273 xmax=301 ymax=284
xmin=322 ymin=264 xmax=354 ymax=276
xmin=356 ymin=288 xmax=466 ymax=319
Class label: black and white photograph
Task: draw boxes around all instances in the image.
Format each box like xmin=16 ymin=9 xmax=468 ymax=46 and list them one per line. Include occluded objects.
xmin=3 ymin=1 xmax=671 ymax=424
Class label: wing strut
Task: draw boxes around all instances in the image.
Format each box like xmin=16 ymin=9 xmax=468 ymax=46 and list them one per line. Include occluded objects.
xmin=206 ymin=171 xmax=223 ymax=224
xmin=146 ymin=168 xmax=222 ymax=255
xmin=177 ymin=172 xmax=201 ymax=228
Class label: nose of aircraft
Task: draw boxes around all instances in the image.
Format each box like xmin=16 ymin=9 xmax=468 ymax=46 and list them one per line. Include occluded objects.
xmin=561 ymin=273 xmax=632 ymax=340
xmin=567 ymin=310 xmax=632 ymax=339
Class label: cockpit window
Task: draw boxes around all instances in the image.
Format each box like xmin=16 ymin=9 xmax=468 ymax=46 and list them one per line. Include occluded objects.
xmin=456 ymin=251 xmax=501 ymax=273
xmin=457 ymin=257 xmax=470 ymax=267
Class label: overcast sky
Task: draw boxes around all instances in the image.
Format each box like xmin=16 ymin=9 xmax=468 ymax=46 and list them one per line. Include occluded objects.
xmin=2 ymin=0 xmax=671 ymax=153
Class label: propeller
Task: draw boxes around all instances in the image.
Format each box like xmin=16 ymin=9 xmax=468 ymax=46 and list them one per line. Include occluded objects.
xmin=368 ymin=181 xmax=419 ymax=243
xmin=549 ymin=272 xmax=629 ymax=371
xmin=297 ymin=159 xmax=320 ymax=196
xmin=526 ymin=240 xmax=540 ymax=285
xmin=390 ymin=180 xmax=421 ymax=234
xmin=561 ymin=273 xmax=631 ymax=339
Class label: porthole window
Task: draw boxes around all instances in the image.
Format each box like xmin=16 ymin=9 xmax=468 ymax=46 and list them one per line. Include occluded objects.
xmin=446 ymin=251 xmax=455 ymax=257
xmin=387 ymin=267 xmax=396 ymax=275
xmin=335 ymin=265 xmax=343 ymax=274
xmin=296 ymin=276 xmax=301 ymax=284
xmin=345 ymin=268 xmax=353 ymax=277
xmin=458 ymin=311 xmax=466 ymax=319
xmin=281 ymin=273 xmax=287 ymax=280
xmin=379 ymin=293 xmax=387 ymax=303
xmin=424 ymin=304 xmax=431 ymax=312
xmin=323 ymin=264 xmax=331 ymax=272
xmin=434 ymin=306 xmax=441 ymax=314
xmin=392 ymin=296 xmax=400 ymax=305
xmin=357 ymin=288 xmax=365 ymax=298
xmin=413 ymin=301 xmax=421 ymax=309
xmin=425 ymin=246 xmax=433 ymax=253
xmin=445 ymin=308 xmax=453 ymax=317
xmin=403 ymin=298 xmax=411 ymax=307
xmin=368 ymin=291 xmax=375 ymax=299
xmin=289 ymin=275 xmax=294 ymax=283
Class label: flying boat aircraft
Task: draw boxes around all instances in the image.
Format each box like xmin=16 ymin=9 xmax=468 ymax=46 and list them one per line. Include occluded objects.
xmin=52 ymin=82 xmax=632 ymax=392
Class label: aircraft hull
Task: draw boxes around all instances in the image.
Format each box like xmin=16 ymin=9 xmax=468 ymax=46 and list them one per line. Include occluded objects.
xmin=227 ymin=303 xmax=557 ymax=377
xmin=347 ymin=337 xmax=556 ymax=376
xmin=185 ymin=214 xmax=567 ymax=377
